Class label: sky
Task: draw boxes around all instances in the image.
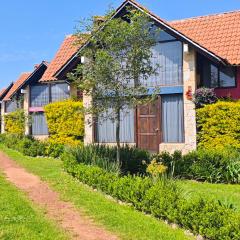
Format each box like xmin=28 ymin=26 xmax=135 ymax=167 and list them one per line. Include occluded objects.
xmin=0 ymin=0 xmax=239 ymax=89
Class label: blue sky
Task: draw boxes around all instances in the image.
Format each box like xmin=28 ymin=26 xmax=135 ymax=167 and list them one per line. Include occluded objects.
xmin=0 ymin=0 xmax=239 ymax=89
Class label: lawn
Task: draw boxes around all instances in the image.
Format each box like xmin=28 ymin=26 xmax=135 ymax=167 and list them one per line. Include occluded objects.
xmin=0 ymin=173 xmax=67 ymax=240
xmin=0 ymin=144 xmax=193 ymax=240
xmin=179 ymin=180 xmax=240 ymax=211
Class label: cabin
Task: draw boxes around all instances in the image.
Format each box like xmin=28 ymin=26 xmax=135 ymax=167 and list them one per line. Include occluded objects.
xmin=28 ymin=35 xmax=85 ymax=139
xmin=0 ymin=83 xmax=14 ymax=133
xmin=1 ymin=62 xmax=48 ymax=134
xmin=58 ymin=0 xmax=240 ymax=154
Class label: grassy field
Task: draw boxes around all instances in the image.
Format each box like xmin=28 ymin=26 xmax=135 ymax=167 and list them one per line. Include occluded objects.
xmin=0 ymin=144 xmax=193 ymax=240
xmin=179 ymin=180 xmax=240 ymax=211
xmin=0 ymin=173 xmax=67 ymax=240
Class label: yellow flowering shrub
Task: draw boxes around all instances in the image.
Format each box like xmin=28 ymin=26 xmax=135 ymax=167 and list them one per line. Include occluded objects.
xmin=197 ymin=101 xmax=240 ymax=149
xmin=146 ymin=159 xmax=167 ymax=178
xmin=4 ymin=109 xmax=26 ymax=135
xmin=44 ymin=99 xmax=84 ymax=146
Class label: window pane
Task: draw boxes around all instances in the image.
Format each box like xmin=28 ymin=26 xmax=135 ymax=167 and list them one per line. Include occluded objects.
xmin=31 ymin=113 xmax=49 ymax=135
xmin=5 ymin=100 xmax=18 ymax=113
xmin=150 ymin=26 xmax=176 ymax=42
xmin=219 ymin=67 xmax=235 ymax=87
xmin=210 ymin=64 xmax=218 ymax=88
xmin=142 ymin=41 xmax=182 ymax=87
xmin=31 ymin=85 xmax=49 ymax=107
xmin=162 ymin=94 xmax=184 ymax=143
xmin=51 ymin=83 xmax=70 ymax=102
xmin=97 ymin=106 xmax=134 ymax=143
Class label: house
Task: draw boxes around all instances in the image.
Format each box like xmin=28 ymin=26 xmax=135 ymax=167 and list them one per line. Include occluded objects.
xmin=58 ymin=0 xmax=240 ymax=153
xmin=28 ymin=34 xmax=87 ymax=139
xmin=0 ymin=83 xmax=14 ymax=133
xmin=1 ymin=62 xmax=48 ymax=134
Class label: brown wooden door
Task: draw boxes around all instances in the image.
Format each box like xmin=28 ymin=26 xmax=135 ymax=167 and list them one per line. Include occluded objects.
xmin=136 ymin=98 xmax=161 ymax=152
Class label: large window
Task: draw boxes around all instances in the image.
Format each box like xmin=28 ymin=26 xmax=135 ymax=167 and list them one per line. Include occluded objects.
xmin=96 ymin=106 xmax=134 ymax=143
xmin=141 ymin=41 xmax=183 ymax=87
xmin=162 ymin=94 xmax=184 ymax=143
xmin=199 ymin=56 xmax=236 ymax=88
xmin=30 ymin=83 xmax=70 ymax=107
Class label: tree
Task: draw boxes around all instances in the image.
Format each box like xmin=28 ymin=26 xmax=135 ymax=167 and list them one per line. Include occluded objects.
xmin=70 ymin=9 xmax=159 ymax=163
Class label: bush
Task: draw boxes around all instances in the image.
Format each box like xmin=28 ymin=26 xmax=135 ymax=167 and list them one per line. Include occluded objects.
xmin=193 ymin=87 xmax=217 ymax=108
xmin=61 ymin=145 xmax=120 ymax=173
xmin=63 ymin=157 xmax=240 ymax=240
xmin=4 ymin=109 xmax=27 ymax=135
xmin=44 ymin=99 xmax=84 ymax=146
xmin=151 ymin=149 xmax=240 ymax=184
xmin=197 ymin=101 xmax=240 ymax=149
xmin=61 ymin=144 xmax=150 ymax=174
xmin=0 ymin=134 xmax=64 ymax=158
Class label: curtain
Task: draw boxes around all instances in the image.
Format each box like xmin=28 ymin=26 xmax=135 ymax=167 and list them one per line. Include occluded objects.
xmin=31 ymin=113 xmax=49 ymax=135
xmin=97 ymin=106 xmax=134 ymax=143
xmin=162 ymin=94 xmax=184 ymax=143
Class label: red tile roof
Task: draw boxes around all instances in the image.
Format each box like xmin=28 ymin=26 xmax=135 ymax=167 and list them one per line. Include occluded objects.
xmin=40 ymin=35 xmax=87 ymax=82
xmin=3 ymin=73 xmax=31 ymax=101
xmin=169 ymin=11 xmax=240 ymax=65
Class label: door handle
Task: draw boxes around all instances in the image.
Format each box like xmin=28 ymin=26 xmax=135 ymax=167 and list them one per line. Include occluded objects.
xmin=155 ymin=128 xmax=160 ymax=132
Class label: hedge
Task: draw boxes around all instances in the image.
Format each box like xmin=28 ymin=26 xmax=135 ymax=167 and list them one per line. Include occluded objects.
xmin=44 ymin=99 xmax=84 ymax=146
xmin=4 ymin=109 xmax=26 ymax=135
xmin=0 ymin=134 xmax=64 ymax=158
xmin=197 ymin=101 xmax=240 ymax=149
xmin=63 ymin=157 xmax=240 ymax=240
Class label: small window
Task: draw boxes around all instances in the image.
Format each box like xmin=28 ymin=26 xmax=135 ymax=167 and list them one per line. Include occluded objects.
xmin=210 ymin=64 xmax=218 ymax=88
xmin=219 ymin=67 xmax=235 ymax=87
xmin=200 ymin=56 xmax=236 ymax=88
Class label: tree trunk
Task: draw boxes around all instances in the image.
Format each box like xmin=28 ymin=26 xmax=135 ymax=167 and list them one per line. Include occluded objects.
xmin=116 ymin=108 xmax=121 ymax=164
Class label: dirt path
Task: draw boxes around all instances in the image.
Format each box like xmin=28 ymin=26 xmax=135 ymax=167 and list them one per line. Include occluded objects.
xmin=0 ymin=151 xmax=118 ymax=240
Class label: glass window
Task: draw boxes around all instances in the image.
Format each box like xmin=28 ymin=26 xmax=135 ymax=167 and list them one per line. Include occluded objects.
xmin=31 ymin=84 xmax=49 ymax=107
xmin=150 ymin=26 xmax=176 ymax=42
xmin=31 ymin=113 xmax=49 ymax=135
xmin=219 ymin=67 xmax=235 ymax=87
xmin=96 ymin=106 xmax=134 ymax=143
xmin=51 ymin=83 xmax=70 ymax=102
xmin=210 ymin=64 xmax=218 ymax=88
xmin=5 ymin=100 xmax=18 ymax=113
xmin=141 ymin=41 xmax=183 ymax=87
xmin=162 ymin=94 xmax=184 ymax=143
xmin=200 ymin=57 xmax=236 ymax=88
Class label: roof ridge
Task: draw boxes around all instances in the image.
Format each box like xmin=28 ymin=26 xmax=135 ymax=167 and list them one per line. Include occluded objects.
xmin=170 ymin=9 xmax=240 ymax=23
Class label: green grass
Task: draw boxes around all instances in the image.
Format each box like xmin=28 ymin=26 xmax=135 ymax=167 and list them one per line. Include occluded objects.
xmin=0 ymin=144 xmax=193 ymax=240
xmin=178 ymin=180 xmax=240 ymax=211
xmin=0 ymin=173 xmax=67 ymax=240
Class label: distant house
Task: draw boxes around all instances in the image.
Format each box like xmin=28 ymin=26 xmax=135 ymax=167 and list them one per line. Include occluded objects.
xmin=0 ymin=62 xmax=48 ymax=134
xmin=0 ymin=83 xmax=14 ymax=133
xmin=28 ymin=35 xmax=86 ymax=139
xmin=60 ymin=0 xmax=240 ymax=153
